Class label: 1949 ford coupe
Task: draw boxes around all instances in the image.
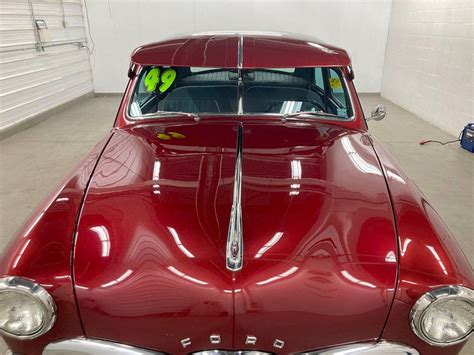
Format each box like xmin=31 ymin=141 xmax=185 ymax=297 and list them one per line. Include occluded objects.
xmin=0 ymin=32 xmax=472 ymax=354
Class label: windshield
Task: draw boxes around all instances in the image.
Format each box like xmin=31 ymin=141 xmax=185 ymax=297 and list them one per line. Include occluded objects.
xmin=129 ymin=66 xmax=353 ymax=119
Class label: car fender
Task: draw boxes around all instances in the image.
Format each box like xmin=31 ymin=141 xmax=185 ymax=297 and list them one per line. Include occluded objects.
xmin=371 ymin=137 xmax=473 ymax=354
xmin=0 ymin=132 xmax=113 ymax=354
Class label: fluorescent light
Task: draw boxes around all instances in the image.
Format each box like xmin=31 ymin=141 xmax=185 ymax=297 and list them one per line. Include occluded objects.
xmin=255 ymin=232 xmax=283 ymax=258
xmin=291 ymin=160 xmax=302 ymax=179
xmin=167 ymin=266 xmax=208 ymax=285
xmin=168 ymin=227 xmax=195 ymax=258
xmin=90 ymin=226 xmax=111 ymax=257
xmin=256 ymin=266 xmax=299 ymax=286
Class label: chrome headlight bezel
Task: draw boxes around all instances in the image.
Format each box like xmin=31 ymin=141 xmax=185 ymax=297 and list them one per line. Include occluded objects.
xmin=410 ymin=285 xmax=473 ymax=346
xmin=0 ymin=276 xmax=57 ymax=339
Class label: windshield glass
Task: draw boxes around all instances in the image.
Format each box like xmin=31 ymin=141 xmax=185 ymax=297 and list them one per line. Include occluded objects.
xmin=129 ymin=66 xmax=353 ymax=119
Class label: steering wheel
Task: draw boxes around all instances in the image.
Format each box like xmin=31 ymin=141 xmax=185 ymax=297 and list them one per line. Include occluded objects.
xmin=264 ymin=97 xmax=326 ymax=113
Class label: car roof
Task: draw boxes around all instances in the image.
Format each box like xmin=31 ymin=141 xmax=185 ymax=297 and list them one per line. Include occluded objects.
xmin=131 ymin=32 xmax=351 ymax=68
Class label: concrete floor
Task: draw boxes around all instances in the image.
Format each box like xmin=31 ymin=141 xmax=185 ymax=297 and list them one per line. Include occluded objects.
xmin=0 ymin=94 xmax=472 ymax=353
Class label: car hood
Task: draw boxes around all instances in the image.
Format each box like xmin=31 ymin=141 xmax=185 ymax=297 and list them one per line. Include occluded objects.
xmin=73 ymin=119 xmax=398 ymax=353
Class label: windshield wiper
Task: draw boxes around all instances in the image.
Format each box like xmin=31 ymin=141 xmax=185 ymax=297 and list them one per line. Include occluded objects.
xmin=282 ymin=110 xmax=340 ymax=122
xmin=142 ymin=111 xmax=201 ymax=122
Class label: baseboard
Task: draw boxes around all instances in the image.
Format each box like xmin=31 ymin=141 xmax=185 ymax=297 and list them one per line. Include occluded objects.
xmin=0 ymin=92 xmax=94 ymax=141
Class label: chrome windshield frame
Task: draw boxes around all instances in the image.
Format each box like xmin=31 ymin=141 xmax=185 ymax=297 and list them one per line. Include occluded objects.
xmin=124 ymin=66 xmax=356 ymax=123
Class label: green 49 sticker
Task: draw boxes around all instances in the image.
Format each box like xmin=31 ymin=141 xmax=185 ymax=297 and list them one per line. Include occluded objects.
xmin=144 ymin=68 xmax=177 ymax=93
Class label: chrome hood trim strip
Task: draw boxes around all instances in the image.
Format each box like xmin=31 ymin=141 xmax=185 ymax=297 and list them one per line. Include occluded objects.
xmin=226 ymin=125 xmax=244 ymax=271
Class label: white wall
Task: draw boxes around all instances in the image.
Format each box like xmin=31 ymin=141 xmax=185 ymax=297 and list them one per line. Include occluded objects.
xmin=382 ymin=0 xmax=473 ymax=137
xmin=0 ymin=0 xmax=93 ymax=132
xmin=84 ymin=0 xmax=392 ymax=93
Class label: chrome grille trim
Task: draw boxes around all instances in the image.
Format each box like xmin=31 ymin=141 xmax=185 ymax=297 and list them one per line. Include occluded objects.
xmin=41 ymin=339 xmax=418 ymax=354
xmin=192 ymin=352 xmax=271 ymax=355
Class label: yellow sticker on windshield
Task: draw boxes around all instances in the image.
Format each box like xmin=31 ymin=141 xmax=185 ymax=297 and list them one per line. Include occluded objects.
xmin=144 ymin=68 xmax=160 ymax=92
xmin=157 ymin=131 xmax=185 ymax=140
xmin=330 ymin=77 xmax=342 ymax=89
xmin=169 ymin=132 xmax=185 ymax=139
xmin=157 ymin=133 xmax=171 ymax=140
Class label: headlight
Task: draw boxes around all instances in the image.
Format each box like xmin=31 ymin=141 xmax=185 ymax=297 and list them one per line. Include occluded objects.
xmin=410 ymin=285 xmax=473 ymax=346
xmin=0 ymin=277 xmax=57 ymax=339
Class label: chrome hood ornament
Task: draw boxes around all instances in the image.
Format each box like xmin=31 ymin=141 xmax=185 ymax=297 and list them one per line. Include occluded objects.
xmin=226 ymin=125 xmax=244 ymax=271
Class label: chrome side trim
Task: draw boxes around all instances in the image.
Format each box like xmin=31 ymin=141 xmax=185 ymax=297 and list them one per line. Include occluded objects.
xmin=0 ymin=277 xmax=57 ymax=340
xmin=410 ymin=285 xmax=473 ymax=346
xmin=43 ymin=338 xmax=163 ymax=354
xmin=302 ymin=341 xmax=419 ymax=354
xmin=226 ymin=125 xmax=244 ymax=271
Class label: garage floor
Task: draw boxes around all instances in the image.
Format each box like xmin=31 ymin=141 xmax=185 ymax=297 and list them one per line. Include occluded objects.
xmin=0 ymin=94 xmax=472 ymax=353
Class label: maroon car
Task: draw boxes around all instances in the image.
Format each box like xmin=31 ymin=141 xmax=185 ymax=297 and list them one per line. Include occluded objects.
xmin=0 ymin=32 xmax=472 ymax=354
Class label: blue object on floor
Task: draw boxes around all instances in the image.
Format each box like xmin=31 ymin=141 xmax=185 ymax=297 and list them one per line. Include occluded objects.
xmin=460 ymin=123 xmax=474 ymax=153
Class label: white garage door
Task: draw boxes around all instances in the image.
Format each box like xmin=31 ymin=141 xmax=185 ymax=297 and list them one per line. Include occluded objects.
xmin=0 ymin=0 xmax=93 ymax=132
